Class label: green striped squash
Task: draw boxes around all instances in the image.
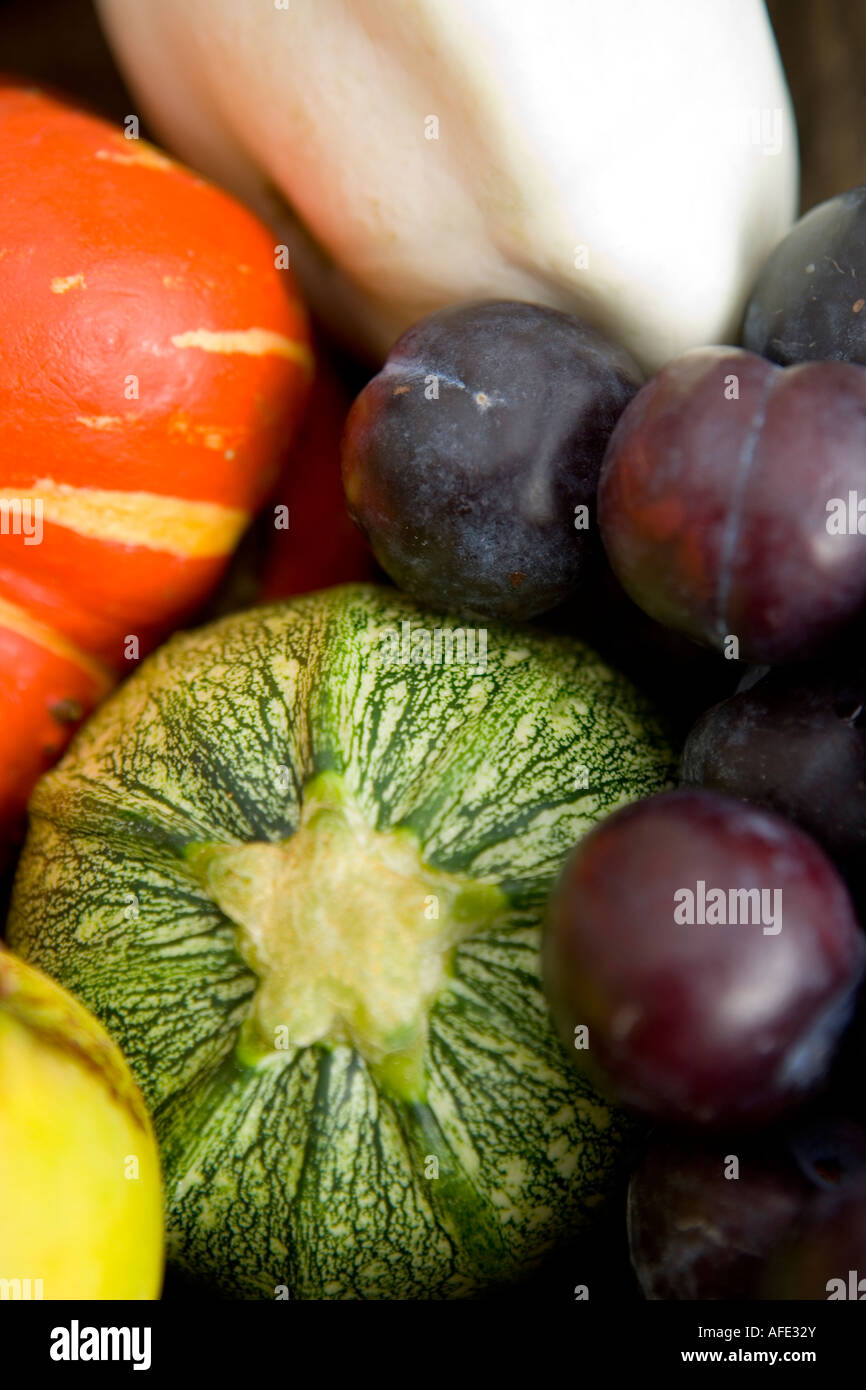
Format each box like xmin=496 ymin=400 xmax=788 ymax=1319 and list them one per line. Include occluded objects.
xmin=9 ymin=584 xmax=672 ymax=1299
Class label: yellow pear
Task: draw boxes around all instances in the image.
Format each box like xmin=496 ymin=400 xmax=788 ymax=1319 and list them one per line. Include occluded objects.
xmin=0 ymin=947 xmax=163 ymax=1300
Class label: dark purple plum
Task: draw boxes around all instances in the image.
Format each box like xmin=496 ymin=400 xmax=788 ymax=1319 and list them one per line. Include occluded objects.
xmin=628 ymin=1116 xmax=866 ymax=1300
xmin=598 ymin=346 xmax=866 ymax=664
xmin=743 ymin=186 xmax=866 ymax=366
xmin=341 ymin=300 xmax=642 ymax=620
xmin=542 ymin=789 xmax=866 ymax=1128
xmin=680 ymin=660 xmax=866 ymax=892
xmin=761 ymin=1182 xmax=866 ymax=1299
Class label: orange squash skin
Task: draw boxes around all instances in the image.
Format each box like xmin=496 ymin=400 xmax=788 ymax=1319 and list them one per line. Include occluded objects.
xmin=0 ymin=83 xmax=312 ymax=840
xmin=0 ymin=626 xmax=112 ymax=851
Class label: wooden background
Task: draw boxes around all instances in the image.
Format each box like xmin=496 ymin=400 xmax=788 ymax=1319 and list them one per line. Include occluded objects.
xmin=768 ymin=0 xmax=866 ymax=209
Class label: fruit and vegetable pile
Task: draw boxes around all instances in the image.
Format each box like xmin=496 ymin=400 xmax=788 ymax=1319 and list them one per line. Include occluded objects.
xmin=4 ymin=0 xmax=866 ymax=1305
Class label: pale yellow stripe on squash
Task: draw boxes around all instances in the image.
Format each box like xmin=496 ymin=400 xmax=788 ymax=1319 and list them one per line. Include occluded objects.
xmin=94 ymin=145 xmax=174 ymax=172
xmin=170 ymin=328 xmax=314 ymax=373
xmin=0 ymin=481 xmax=249 ymax=560
xmin=0 ymin=597 xmax=114 ymax=691
xmin=76 ymin=416 xmax=124 ymax=430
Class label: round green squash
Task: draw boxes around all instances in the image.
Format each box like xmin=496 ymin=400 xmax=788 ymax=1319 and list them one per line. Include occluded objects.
xmin=9 ymin=584 xmax=672 ymax=1299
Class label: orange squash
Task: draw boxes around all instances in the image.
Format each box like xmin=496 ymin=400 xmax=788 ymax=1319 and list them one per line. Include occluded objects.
xmin=0 ymin=83 xmax=312 ymax=842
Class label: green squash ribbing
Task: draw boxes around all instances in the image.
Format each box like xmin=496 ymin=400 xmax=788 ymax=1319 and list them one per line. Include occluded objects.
xmin=9 ymin=584 xmax=673 ymax=1299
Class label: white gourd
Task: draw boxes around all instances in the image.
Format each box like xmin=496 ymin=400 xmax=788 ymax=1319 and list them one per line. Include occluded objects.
xmin=96 ymin=0 xmax=798 ymax=370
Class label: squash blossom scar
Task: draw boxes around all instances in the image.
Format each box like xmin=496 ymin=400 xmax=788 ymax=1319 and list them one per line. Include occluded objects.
xmin=51 ymin=274 xmax=86 ymax=294
xmin=95 ymin=145 xmax=174 ymax=172
xmin=76 ymin=416 xmax=123 ymax=430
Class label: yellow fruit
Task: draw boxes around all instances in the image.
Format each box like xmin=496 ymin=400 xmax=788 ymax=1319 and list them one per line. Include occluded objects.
xmin=0 ymin=946 xmax=163 ymax=1299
